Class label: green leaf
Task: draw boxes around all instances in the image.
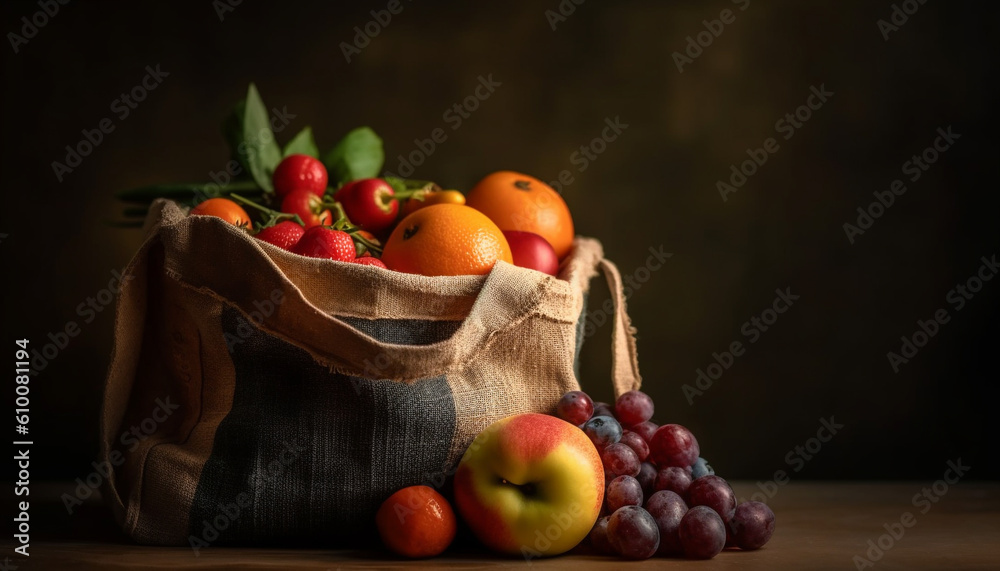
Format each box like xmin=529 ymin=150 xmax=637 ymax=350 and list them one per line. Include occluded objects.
xmin=221 ymin=84 xmax=282 ymax=192
xmin=383 ymin=176 xmax=407 ymax=194
xmin=323 ymin=127 xmax=384 ymax=184
xmin=241 ymin=84 xmax=282 ymax=192
xmin=283 ymin=126 xmax=319 ymax=158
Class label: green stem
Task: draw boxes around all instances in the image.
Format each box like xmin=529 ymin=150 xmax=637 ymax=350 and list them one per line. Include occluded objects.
xmin=231 ymin=194 xmax=304 ymax=227
xmin=316 ymin=200 xmax=384 ymax=255
xmin=116 ymin=181 xmax=264 ymax=203
xmin=345 ymin=228 xmax=383 ymax=256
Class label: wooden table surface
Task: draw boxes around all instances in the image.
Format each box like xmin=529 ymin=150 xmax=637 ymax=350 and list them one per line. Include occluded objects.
xmin=4 ymin=481 xmax=998 ymax=570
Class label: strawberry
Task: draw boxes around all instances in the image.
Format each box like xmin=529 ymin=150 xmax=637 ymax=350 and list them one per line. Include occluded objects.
xmin=255 ymin=221 xmax=306 ymax=251
xmin=292 ymin=226 xmax=356 ymax=261
xmin=350 ymin=257 xmax=388 ymax=269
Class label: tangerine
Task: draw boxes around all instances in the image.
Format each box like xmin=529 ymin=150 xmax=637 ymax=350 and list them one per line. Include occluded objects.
xmin=401 ymin=189 xmax=466 ymax=216
xmin=189 ymin=198 xmax=252 ymax=228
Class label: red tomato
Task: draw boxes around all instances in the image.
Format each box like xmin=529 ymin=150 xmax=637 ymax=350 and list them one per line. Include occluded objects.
xmin=281 ymin=188 xmax=333 ymax=228
xmin=272 ymin=154 xmax=328 ymax=198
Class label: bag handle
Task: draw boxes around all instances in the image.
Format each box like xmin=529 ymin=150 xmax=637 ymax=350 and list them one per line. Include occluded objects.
xmin=597 ymin=258 xmax=642 ymax=397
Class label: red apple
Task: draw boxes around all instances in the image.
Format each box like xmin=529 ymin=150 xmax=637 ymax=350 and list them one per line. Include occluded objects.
xmin=503 ymin=230 xmax=559 ymax=276
xmin=453 ymin=413 xmax=604 ymax=556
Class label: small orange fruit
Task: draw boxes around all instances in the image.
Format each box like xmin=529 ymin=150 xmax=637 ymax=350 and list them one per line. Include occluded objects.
xmin=381 ymin=204 xmax=512 ymax=276
xmin=402 ymin=189 xmax=466 ymax=216
xmin=190 ymin=198 xmax=252 ymax=228
xmin=376 ymin=485 xmax=457 ymax=558
xmin=465 ymin=171 xmax=574 ymax=259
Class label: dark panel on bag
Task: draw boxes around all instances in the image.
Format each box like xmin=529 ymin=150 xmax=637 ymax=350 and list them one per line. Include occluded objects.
xmin=339 ymin=316 xmax=462 ymax=346
xmin=188 ymin=307 xmax=457 ymax=545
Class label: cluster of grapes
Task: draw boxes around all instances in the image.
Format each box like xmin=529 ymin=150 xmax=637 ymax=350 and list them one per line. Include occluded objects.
xmin=556 ymin=390 xmax=775 ymax=560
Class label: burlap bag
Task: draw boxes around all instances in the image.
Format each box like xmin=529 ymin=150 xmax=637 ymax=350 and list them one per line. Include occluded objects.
xmin=100 ymin=198 xmax=641 ymax=546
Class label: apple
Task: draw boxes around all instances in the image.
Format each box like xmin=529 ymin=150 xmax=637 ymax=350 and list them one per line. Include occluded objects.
xmin=454 ymin=413 xmax=604 ymax=556
xmin=502 ymin=230 xmax=560 ymax=276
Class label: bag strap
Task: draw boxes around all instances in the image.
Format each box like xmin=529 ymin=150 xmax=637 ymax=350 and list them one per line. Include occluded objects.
xmin=598 ymin=258 xmax=643 ymax=397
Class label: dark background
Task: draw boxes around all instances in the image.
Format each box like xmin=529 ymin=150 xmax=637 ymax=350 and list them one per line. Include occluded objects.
xmin=2 ymin=0 xmax=998 ymax=486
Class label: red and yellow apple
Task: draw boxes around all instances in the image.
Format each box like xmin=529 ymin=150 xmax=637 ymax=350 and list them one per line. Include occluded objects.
xmin=453 ymin=413 xmax=605 ymax=556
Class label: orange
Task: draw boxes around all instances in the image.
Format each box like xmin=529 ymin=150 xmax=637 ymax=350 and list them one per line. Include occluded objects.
xmin=465 ymin=171 xmax=575 ymax=259
xmin=401 ymin=189 xmax=466 ymax=216
xmin=190 ymin=198 xmax=252 ymax=228
xmin=376 ymin=485 xmax=457 ymax=558
xmin=381 ymin=204 xmax=512 ymax=276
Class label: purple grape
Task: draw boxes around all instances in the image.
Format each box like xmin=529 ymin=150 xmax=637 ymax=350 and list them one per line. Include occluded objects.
xmin=583 ymin=415 xmax=623 ymax=449
xmin=649 ymin=424 xmax=700 ymax=468
xmin=645 ymin=490 xmax=688 ymax=556
xmin=691 ymin=457 xmax=715 ymax=479
xmin=619 ymin=430 xmax=650 ymax=461
xmin=729 ymin=501 xmax=775 ymax=550
xmin=607 ymin=506 xmax=660 ymax=560
xmin=592 ymin=401 xmax=616 ymax=419
xmin=601 ymin=442 xmax=640 ymax=477
xmin=654 ymin=466 xmax=692 ymax=498
xmin=589 ymin=515 xmax=614 ymax=554
xmin=678 ymin=505 xmax=726 ymax=559
xmin=631 ymin=421 xmax=659 ymax=443
xmin=556 ymin=390 xmax=594 ymax=425
xmin=636 ymin=462 xmax=657 ymax=496
xmin=687 ymin=475 xmax=737 ymax=522
xmin=606 ymin=475 xmax=644 ymax=512
xmin=614 ymin=390 xmax=654 ymax=426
